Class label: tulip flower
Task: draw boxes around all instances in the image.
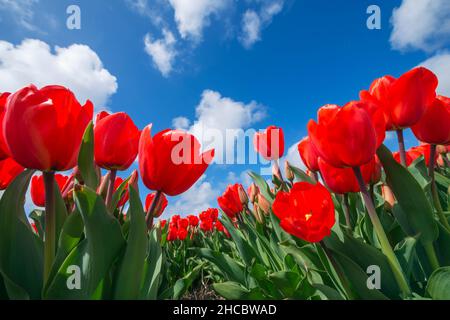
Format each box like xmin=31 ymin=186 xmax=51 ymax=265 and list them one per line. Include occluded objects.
xmin=253 ymin=125 xmax=285 ymax=161
xmin=297 ymin=136 xmax=320 ymax=173
xmin=360 ymin=67 xmax=438 ymax=166
xmin=187 ymin=215 xmax=199 ymax=227
xmin=31 ymin=174 xmax=70 ymax=207
xmin=215 ymin=221 xmax=230 ymax=237
xmin=247 ymin=183 xmax=260 ymax=203
xmin=113 ymin=177 xmax=130 ymax=208
xmin=318 ymin=157 xmax=379 ymax=195
xmin=4 ymin=85 xmax=93 ymax=171
xmin=178 ymin=228 xmax=188 ymax=241
xmin=0 ymin=157 xmax=24 ymax=190
xmin=308 ymin=101 xmax=385 ymax=168
xmin=139 ymin=125 xmax=214 ymax=197
xmin=167 ymin=226 xmax=178 ymax=241
xmin=145 ymin=192 xmax=168 ymax=217
xmin=272 ymin=182 xmax=335 ymax=243
xmin=94 ymin=111 xmax=140 ymax=207
xmin=200 ymin=218 xmax=214 ymax=232
xmin=217 ymin=184 xmax=244 ymax=219
xmin=412 ymin=96 xmax=450 ymax=146
xmin=199 ymin=208 xmax=219 ymax=222
xmin=0 ymin=92 xmax=11 ymax=160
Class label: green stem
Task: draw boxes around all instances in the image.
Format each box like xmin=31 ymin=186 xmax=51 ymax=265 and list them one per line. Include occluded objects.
xmin=353 ymin=167 xmax=411 ymax=297
xmin=423 ymin=242 xmax=440 ymax=271
xmin=396 ymin=129 xmax=407 ymax=167
xmin=105 ymin=169 xmax=117 ymax=209
xmin=43 ymin=171 xmax=56 ymax=285
xmin=342 ymin=194 xmax=352 ymax=231
xmin=429 ymin=144 xmax=450 ymax=232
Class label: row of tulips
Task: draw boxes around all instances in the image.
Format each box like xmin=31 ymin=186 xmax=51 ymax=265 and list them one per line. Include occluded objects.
xmin=0 ymin=65 xmax=449 ymax=299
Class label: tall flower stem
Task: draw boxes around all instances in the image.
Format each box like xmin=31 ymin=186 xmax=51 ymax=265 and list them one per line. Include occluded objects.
xmin=146 ymin=190 xmax=162 ymax=229
xmin=353 ymin=167 xmax=411 ymax=297
xmin=428 ymin=144 xmax=450 ymax=232
xmin=319 ymin=241 xmax=355 ymax=299
xmin=43 ymin=171 xmax=56 ymax=284
xmin=342 ymin=194 xmax=352 ymax=231
xmin=396 ymin=129 xmax=407 ymax=167
xmin=105 ymin=169 xmax=117 ymax=209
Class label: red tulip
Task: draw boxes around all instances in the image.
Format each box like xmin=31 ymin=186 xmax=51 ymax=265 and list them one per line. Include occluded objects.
xmin=360 ymin=67 xmax=438 ymax=130
xmin=412 ymin=96 xmax=450 ymax=145
xmin=167 ymin=226 xmax=178 ymax=241
xmin=4 ymin=85 xmax=93 ymax=171
xmin=393 ymin=145 xmax=437 ymax=166
xmin=254 ymin=125 xmax=285 ymax=160
xmin=144 ymin=192 xmax=168 ymax=217
xmin=94 ymin=111 xmax=140 ymax=171
xmin=199 ymin=208 xmax=219 ymax=222
xmin=0 ymin=93 xmax=11 ymax=160
xmin=200 ymin=218 xmax=214 ymax=232
xmin=217 ymin=184 xmax=244 ymax=219
xmin=160 ymin=219 xmax=167 ymax=228
xmin=0 ymin=157 xmax=24 ymax=190
xmin=178 ymin=217 xmax=189 ymax=229
xmin=215 ymin=221 xmax=230 ymax=237
xmin=318 ymin=157 xmax=379 ymax=194
xmin=272 ymin=182 xmax=335 ymax=243
xmin=297 ymin=136 xmax=320 ymax=172
xmin=187 ymin=215 xmax=199 ymax=227
xmin=178 ymin=228 xmax=188 ymax=241
xmin=31 ymin=174 xmax=70 ymax=207
xmin=308 ymin=101 xmax=385 ymax=168
xmin=138 ymin=126 xmax=214 ymax=196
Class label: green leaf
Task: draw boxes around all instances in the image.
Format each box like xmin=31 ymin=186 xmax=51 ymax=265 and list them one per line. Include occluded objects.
xmin=377 ymin=145 xmax=438 ymax=244
xmin=54 ymin=179 xmax=68 ymax=245
xmin=108 ymin=176 xmax=130 ymax=213
xmin=313 ymin=284 xmax=344 ymax=300
xmin=113 ymin=187 xmax=147 ymax=299
xmin=195 ymin=248 xmax=246 ymax=284
xmin=249 ymin=171 xmax=275 ymax=204
xmin=213 ymin=281 xmax=265 ymax=300
xmin=426 ymin=267 xmax=450 ymax=300
xmin=268 ymin=271 xmax=302 ymax=297
xmin=172 ymin=264 xmax=204 ymax=300
xmin=0 ymin=170 xmax=43 ymax=300
xmin=45 ymin=186 xmax=125 ymax=299
xmin=77 ymin=122 xmax=99 ymax=189
xmin=221 ymin=216 xmax=258 ymax=266
xmin=140 ymin=228 xmax=163 ymax=300
xmin=287 ymin=164 xmax=315 ymax=184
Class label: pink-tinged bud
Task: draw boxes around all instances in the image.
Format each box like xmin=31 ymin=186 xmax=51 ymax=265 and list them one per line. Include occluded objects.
xmin=272 ymin=162 xmax=282 ymax=181
xmin=381 ymin=185 xmax=396 ymax=209
xmin=247 ymin=183 xmax=259 ymax=203
xmin=97 ymin=171 xmax=111 ymax=198
xmin=129 ymin=170 xmax=139 ymax=192
xmin=436 ymin=145 xmax=448 ymax=154
xmin=253 ymin=203 xmax=264 ymax=224
xmin=257 ymin=193 xmax=271 ymax=215
xmin=237 ymin=184 xmax=249 ymax=205
xmin=285 ymin=161 xmax=294 ymax=182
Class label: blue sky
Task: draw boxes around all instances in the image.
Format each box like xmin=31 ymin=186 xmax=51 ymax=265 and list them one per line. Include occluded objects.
xmin=0 ymin=0 xmax=449 ymax=216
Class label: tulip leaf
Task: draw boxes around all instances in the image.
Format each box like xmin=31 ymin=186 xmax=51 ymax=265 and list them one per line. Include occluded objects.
xmin=313 ymin=284 xmax=345 ymax=300
xmin=213 ymin=281 xmax=265 ymax=300
xmin=172 ymin=263 xmax=204 ymax=300
xmin=0 ymin=169 xmax=43 ymax=299
xmin=78 ymin=122 xmax=99 ymax=189
xmin=54 ymin=178 xmax=68 ymax=245
xmin=113 ymin=186 xmax=147 ymax=300
xmin=141 ymin=228 xmax=164 ymax=300
xmin=268 ymin=271 xmax=302 ymax=297
xmin=195 ymin=248 xmax=246 ymax=284
xmin=287 ymin=164 xmax=315 ymax=184
xmin=426 ymin=267 xmax=450 ymax=300
xmin=108 ymin=176 xmax=130 ymax=213
xmin=45 ymin=186 xmax=125 ymax=299
xmin=377 ymin=145 xmax=438 ymax=244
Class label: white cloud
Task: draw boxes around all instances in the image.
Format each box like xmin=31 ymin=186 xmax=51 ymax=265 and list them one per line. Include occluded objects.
xmin=419 ymin=52 xmax=450 ymax=96
xmin=283 ymin=141 xmax=304 ymax=172
xmin=144 ymin=29 xmax=177 ymax=77
xmin=240 ymin=0 xmax=284 ymax=48
xmin=0 ymin=39 xmax=118 ymax=108
xmin=0 ymin=0 xmax=39 ymax=31
xmin=125 ymin=0 xmax=166 ymax=26
xmin=163 ymin=175 xmax=218 ymax=217
xmin=390 ymin=0 xmax=450 ymax=52
xmin=168 ymin=0 xmax=230 ymax=41
xmin=172 ymin=116 xmax=191 ymax=129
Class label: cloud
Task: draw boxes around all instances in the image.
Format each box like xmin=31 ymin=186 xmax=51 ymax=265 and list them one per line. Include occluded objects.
xmin=283 ymin=141 xmax=304 ymax=171
xmin=0 ymin=39 xmax=118 ymax=109
xmin=390 ymin=0 xmax=450 ymax=52
xmin=144 ymin=29 xmax=177 ymax=77
xmin=240 ymin=0 xmax=284 ymax=48
xmin=419 ymin=52 xmax=450 ymax=96
xmin=172 ymin=116 xmax=191 ymax=129
xmin=168 ymin=0 xmax=230 ymax=41
xmin=0 ymin=0 xmax=39 ymax=31
xmin=163 ymin=175 xmax=218 ymax=217
xmin=125 ymin=0 xmax=167 ymax=26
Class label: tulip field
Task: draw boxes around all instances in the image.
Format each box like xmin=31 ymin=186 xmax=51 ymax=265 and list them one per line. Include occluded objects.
xmin=0 ymin=66 xmax=449 ymax=301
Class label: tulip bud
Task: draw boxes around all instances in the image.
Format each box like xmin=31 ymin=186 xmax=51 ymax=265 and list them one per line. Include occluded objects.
xmin=381 ymin=185 xmax=396 ymax=209
xmin=128 ymin=170 xmax=139 ymax=193
xmin=257 ymin=193 xmax=271 ymax=215
xmin=285 ymin=161 xmax=294 ymax=182
xmin=252 ymin=203 xmax=264 ymax=224
xmin=97 ymin=172 xmax=111 ymax=198
xmin=272 ymin=162 xmax=282 ymax=182
xmin=437 ymin=145 xmax=448 ymax=154
xmin=237 ymin=184 xmax=249 ymax=206
xmin=247 ymin=183 xmax=259 ymax=204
